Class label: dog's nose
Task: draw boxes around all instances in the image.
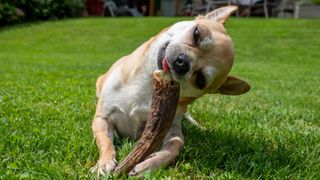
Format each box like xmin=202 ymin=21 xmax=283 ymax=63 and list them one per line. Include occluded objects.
xmin=173 ymin=54 xmax=190 ymax=75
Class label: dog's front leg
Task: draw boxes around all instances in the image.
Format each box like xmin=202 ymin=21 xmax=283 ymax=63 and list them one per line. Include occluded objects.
xmin=91 ymin=100 xmax=117 ymax=176
xmin=129 ymin=119 xmax=184 ymax=176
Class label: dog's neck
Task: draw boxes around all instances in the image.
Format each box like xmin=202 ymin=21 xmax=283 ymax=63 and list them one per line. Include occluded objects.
xmin=145 ymin=40 xmax=162 ymax=72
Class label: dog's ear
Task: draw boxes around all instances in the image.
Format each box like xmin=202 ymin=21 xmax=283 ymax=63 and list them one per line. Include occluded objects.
xmin=216 ymin=76 xmax=250 ymax=95
xmin=205 ymin=6 xmax=238 ymax=24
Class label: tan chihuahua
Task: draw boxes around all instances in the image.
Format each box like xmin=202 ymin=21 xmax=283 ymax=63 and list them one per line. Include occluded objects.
xmin=91 ymin=6 xmax=250 ymax=176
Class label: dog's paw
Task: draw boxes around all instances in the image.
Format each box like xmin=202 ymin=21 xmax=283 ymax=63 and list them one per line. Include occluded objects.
xmin=90 ymin=158 xmax=117 ymax=176
xmin=129 ymin=151 xmax=171 ymax=176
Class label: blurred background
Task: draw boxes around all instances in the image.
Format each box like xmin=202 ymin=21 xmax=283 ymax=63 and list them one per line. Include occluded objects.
xmin=1 ymin=0 xmax=319 ymax=26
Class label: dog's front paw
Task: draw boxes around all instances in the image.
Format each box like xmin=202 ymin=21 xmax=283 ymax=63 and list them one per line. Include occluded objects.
xmin=129 ymin=151 xmax=171 ymax=176
xmin=90 ymin=158 xmax=117 ymax=176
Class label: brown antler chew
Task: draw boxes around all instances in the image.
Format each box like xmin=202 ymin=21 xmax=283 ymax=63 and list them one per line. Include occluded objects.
xmin=115 ymin=70 xmax=180 ymax=174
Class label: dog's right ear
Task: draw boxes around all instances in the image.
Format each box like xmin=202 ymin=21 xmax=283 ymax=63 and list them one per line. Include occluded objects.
xmin=216 ymin=76 xmax=250 ymax=95
xmin=204 ymin=6 xmax=238 ymax=24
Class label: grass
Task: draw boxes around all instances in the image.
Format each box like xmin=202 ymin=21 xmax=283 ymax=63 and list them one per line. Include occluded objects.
xmin=0 ymin=17 xmax=319 ymax=179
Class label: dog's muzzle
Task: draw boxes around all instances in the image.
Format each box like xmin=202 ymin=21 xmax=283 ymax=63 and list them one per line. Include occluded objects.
xmin=157 ymin=43 xmax=190 ymax=76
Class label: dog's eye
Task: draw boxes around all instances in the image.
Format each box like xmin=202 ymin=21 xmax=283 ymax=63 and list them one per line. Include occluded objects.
xmin=193 ymin=26 xmax=201 ymax=46
xmin=196 ymin=72 xmax=206 ymax=89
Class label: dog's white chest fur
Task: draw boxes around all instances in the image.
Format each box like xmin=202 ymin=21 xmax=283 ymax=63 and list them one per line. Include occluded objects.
xmin=100 ymin=64 xmax=154 ymax=139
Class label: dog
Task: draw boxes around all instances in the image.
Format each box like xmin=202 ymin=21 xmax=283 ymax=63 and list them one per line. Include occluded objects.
xmin=91 ymin=6 xmax=250 ymax=176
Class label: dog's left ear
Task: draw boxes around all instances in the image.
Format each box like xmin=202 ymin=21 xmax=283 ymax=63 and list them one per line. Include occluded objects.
xmin=205 ymin=6 xmax=238 ymax=24
xmin=216 ymin=76 xmax=250 ymax=95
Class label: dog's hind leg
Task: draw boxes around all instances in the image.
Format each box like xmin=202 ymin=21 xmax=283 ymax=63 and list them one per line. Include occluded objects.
xmin=91 ymin=99 xmax=117 ymax=176
xmin=128 ymin=119 xmax=184 ymax=176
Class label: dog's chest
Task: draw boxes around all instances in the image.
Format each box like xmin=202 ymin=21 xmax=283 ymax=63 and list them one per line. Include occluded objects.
xmin=101 ymin=74 xmax=153 ymax=139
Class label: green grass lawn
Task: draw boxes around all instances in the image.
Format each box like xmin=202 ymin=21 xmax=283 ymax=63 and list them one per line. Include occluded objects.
xmin=0 ymin=17 xmax=319 ymax=179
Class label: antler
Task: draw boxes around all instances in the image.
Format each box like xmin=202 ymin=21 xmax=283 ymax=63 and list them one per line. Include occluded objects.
xmin=115 ymin=70 xmax=180 ymax=174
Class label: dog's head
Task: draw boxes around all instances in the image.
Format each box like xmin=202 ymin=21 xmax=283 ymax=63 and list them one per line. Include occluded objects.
xmin=156 ymin=6 xmax=250 ymax=99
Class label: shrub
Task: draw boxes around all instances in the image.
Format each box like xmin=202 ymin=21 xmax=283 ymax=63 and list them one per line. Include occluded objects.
xmin=0 ymin=0 xmax=85 ymax=26
xmin=0 ymin=2 xmax=23 ymax=25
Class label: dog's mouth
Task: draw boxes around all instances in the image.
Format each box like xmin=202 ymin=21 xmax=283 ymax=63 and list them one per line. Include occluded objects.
xmin=157 ymin=42 xmax=170 ymax=72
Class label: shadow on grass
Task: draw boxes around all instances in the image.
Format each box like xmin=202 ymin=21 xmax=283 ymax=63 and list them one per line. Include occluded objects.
xmin=180 ymin=121 xmax=300 ymax=178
